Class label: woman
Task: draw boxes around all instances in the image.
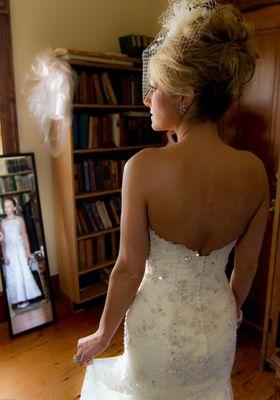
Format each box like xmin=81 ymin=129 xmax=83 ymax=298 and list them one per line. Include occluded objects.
xmin=1 ymin=197 xmax=42 ymax=309
xmin=76 ymin=1 xmax=270 ymax=399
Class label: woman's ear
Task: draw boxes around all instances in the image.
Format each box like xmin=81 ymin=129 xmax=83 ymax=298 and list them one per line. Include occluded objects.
xmin=181 ymin=86 xmax=195 ymax=108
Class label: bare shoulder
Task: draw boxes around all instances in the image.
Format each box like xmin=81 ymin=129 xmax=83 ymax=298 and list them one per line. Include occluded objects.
xmin=124 ymin=147 xmax=160 ymax=170
xmin=122 ymin=147 xmax=160 ymax=198
xmin=236 ymin=149 xmax=270 ymax=204
xmin=242 ymin=150 xmax=268 ymax=184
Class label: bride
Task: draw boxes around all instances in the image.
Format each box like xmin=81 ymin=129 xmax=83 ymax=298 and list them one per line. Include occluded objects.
xmin=74 ymin=1 xmax=269 ymax=398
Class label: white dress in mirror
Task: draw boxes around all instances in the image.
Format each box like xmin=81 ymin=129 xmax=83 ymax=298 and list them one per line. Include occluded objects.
xmin=80 ymin=226 xmax=239 ymax=400
xmin=1 ymin=217 xmax=42 ymax=307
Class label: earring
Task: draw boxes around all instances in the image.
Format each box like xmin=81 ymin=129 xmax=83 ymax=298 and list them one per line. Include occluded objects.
xmin=179 ymin=103 xmax=187 ymax=115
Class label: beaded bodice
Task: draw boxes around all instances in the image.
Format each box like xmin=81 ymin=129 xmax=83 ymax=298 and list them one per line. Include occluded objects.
xmin=146 ymin=227 xmax=238 ymax=284
xmin=82 ymin=226 xmax=238 ymax=400
xmin=1 ymin=218 xmax=23 ymax=246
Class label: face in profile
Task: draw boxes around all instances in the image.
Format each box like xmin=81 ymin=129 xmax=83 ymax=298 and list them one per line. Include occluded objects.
xmin=143 ymin=79 xmax=182 ymax=132
xmin=4 ymin=200 xmax=16 ymax=216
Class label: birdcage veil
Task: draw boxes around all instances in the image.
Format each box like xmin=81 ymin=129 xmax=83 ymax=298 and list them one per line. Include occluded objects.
xmin=142 ymin=0 xmax=219 ymax=102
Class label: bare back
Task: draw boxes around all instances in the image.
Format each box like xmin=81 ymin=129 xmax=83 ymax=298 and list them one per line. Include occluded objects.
xmin=143 ymin=141 xmax=265 ymax=257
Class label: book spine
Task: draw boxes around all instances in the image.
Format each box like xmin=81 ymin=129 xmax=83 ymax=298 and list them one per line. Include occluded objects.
xmin=100 ymin=201 xmax=113 ymax=228
xmin=96 ymin=200 xmax=109 ymax=229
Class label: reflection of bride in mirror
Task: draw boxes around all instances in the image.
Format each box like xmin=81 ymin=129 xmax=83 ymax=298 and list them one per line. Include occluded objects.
xmin=0 ymin=197 xmax=42 ymax=310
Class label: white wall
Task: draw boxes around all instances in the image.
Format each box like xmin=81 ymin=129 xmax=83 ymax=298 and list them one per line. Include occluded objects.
xmin=1 ymin=0 xmax=167 ymax=292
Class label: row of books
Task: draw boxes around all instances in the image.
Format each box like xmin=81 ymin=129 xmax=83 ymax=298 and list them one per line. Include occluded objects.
xmin=119 ymin=34 xmax=154 ymax=57
xmin=73 ymin=71 xmax=142 ymax=105
xmin=73 ymin=112 xmax=159 ymax=149
xmin=74 ymin=158 xmax=125 ymax=194
xmin=78 ymin=231 xmax=119 ymax=269
xmin=0 ymin=157 xmax=31 ymax=175
xmin=0 ymin=174 xmax=33 ymax=194
xmin=79 ymin=266 xmax=113 ymax=289
xmin=76 ymin=194 xmax=121 ymax=236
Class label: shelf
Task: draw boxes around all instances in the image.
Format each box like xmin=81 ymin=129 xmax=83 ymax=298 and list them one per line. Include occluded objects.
xmin=0 ymin=189 xmax=31 ymax=196
xmin=73 ymin=144 xmax=164 ymax=154
xmin=79 ymin=282 xmax=108 ymax=302
xmin=0 ymin=169 xmax=33 ymax=177
xmin=79 ymin=257 xmax=117 ymax=275
xmin=77 ymin=226 xmax=120 ymax=240
xmin=69 ymin=59 xmax=142 ymax=72
xmin=73 ymin=104 xmax=146 ymax=110
xmin=76 ymin=188 xmax=121 ymax=199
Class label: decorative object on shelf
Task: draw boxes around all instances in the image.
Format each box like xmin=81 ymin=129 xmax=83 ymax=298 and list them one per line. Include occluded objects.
xmin=0 ymin=153 xmax=57 ymax=338
xmin=22 ymin=47 xmax=76 ymax=157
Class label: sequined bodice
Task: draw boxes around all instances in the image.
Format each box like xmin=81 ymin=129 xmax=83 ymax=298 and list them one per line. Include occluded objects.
xmin=145 ymin=227 xmax=238 ymax=294
xmin=81 ymin=226 xmax=238 ymax=400
xmin=148 ymin=227 xmax=239 ymax=258
xmin=1 ymin=218 xmax=23 ymax=246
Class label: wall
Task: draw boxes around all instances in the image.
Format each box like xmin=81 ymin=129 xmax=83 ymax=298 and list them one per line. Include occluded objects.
xmin=0 ymin=0 xmax=167 ymax=292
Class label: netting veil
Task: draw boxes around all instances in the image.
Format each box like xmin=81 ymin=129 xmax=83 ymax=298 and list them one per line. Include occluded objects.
xmin=142 ymin=0 xmax=219 ymax=102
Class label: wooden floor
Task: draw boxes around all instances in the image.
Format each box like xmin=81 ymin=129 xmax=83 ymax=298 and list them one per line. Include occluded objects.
xmin=0 ymin=300 xmax=275 ymax=400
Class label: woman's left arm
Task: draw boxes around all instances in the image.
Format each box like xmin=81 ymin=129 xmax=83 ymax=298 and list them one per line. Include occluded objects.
xmin=76 ymin=148 xmax=159 ymax=366
xmin=98 ymin=149 xmax=151 ymax=344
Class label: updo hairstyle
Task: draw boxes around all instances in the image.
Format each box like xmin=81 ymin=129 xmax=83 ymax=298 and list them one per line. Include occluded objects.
xmin=147 ymin=0 xmax=259 ymax=122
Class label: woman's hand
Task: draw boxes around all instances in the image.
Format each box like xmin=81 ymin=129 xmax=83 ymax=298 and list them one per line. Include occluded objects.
xmin=26 ymin=253 xmax=35 ymax=260
xmin=75 ymin=329 xmax=110 ymax=367
xmin=0 ymin=232 xmax=4 ymax=241
xmin=4 ymin=257 xmax=10 ymax=265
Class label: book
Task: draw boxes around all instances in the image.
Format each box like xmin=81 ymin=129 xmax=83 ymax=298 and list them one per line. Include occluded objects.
xmin=109 ymin=113 xmax=120 ymax=147
xmin=92 ymin=73 xmax=104 ymax=104
xmin=79 ymin=114 xmax=90 ymax=149
xmin=101 ymin=72 xmax=117 ymax=104
xmin=101 ymin=201 xmax=113 ymax=228
xmin=85 ymin=239 xmax=93 ymax=267
xmin=96 ymin=200 xmax=110 ymax=229
xmin=78 ymin=240 xmax=87 ymax=268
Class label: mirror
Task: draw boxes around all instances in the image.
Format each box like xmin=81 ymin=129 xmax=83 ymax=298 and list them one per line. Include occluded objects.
xmin=0 ymin=153 xmax=57 ymax=338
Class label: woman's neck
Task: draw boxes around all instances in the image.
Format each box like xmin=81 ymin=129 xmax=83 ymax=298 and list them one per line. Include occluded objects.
xmin=6 ymin=214 xmax=16 ymax=219
xmin=175 ymin=120 xmax=222 ymax=146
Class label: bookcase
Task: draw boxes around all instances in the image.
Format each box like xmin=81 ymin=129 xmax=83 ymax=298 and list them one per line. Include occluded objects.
xmin=52 ymin=49 xmax=167 ymax=311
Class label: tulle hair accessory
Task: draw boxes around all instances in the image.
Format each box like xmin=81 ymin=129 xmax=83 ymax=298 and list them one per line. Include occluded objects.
xmin=142 ymin=0 xmax=219 ymax=102
xmin=22 ymin=47 xmax=76 ymax=157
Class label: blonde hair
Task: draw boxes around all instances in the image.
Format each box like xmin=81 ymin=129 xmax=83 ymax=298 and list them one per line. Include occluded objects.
xmin=147 ymin=0 xmax=259 ymax=122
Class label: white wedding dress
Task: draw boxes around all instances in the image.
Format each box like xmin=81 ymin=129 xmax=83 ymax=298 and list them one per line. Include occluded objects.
xmin=80 ymin=227 xmax=239 ymax=400
xmin=1 ymin=218 xmax=42 ymax=305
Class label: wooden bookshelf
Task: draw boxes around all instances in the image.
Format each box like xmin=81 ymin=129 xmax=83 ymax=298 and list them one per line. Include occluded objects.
xmin=0 ymin=189 xmax=31 ymax=197
xmin=73 ymin=104 xmax=147 ymax=110
xmin=79 ymin=282 xmax=108 ymax=302
xmin=52 ymin=49 xmax=166 ymax=311
xmin=73 ymin=144 xmax=159 ymax=154
xmin=0 ymin=170 xmax=33 ymax=178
